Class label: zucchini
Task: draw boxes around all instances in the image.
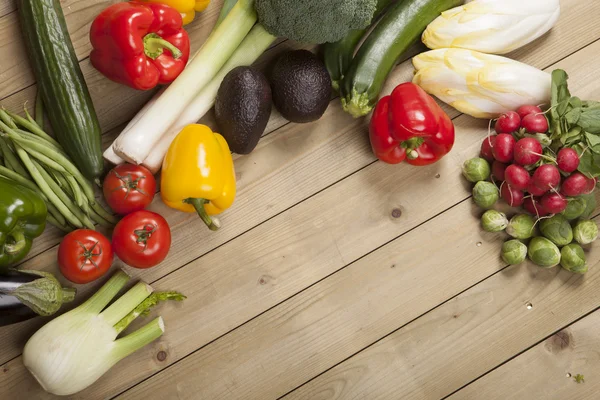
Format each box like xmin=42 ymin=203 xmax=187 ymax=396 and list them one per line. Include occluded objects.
xmin=323 ymin=0 xmax=396 ymax=92
xmin=340 ymin=0 xmax=463 ymax=118
xmin=19 ymin=0 xmax=104 ymax=180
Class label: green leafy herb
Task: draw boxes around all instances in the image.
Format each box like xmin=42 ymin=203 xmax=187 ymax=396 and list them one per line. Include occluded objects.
xmin=576 ymin=144 xmax=600 ymax=178
xmin=585 ymin=132 xmax=600 ymax=154
xmin=579 ymin=109 xmax=600 ymax=134
xmin=573 ymin=374 xmax=585 ymax=384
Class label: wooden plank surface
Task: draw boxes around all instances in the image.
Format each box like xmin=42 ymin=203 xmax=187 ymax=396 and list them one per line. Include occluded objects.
xmin=0 ymin=0 xmax=599 ymax=399
xmin=449 ymin=309 xmax=600 ymax=400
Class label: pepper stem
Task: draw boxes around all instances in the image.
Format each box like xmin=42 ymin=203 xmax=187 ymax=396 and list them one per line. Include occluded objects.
xmin=143 ymin=33 xmax=182 ymax=60
xmin=401 ymin=137 xmax=425 ymax=160
xmin=185 ymin=198 xmax=221 ymax=231
xmin=5 ymin=230 xmax=26 ymax=254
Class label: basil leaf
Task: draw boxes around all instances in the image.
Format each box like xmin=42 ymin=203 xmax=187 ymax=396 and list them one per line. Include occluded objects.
xmin=551 ymin=69 xmax=570 ymax=120
xmin=565 ymin=107 xmax=581 ymax=125
xmin=576 ymin=145 xmax=600 ymax=178
xmin=570 ymin=96 xmax=582 ymax=109
xmin=585 ymin=132 xmax=600 ymax=154
xmin=579 ymin=109 xmax=600 ymax=134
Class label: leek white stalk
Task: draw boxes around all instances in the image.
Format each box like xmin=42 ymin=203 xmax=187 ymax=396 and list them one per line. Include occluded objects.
xmin=23 ymin=270 xmax=184 ymax=396
xmin=422 ymin=0 xmax=560 ymax=55
xmin=413 ymin=48 xmax=551 ymax=119
xmin=112 ymin=0 xmax=258 ymax=164
xmin=142 ymin=24 xmax=276 ymax=174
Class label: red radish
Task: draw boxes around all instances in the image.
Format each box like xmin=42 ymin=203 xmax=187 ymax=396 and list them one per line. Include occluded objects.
xmin=526 ymin=180 xmax=548 ymax=197
xmin=480 ymin=135 xmax=497 ymax=162
xmin=556 ymin=148 xmax=580 ymax=173
xmin=513 ymin=138 xmax=543 ymax=166
xmin=521 ymin=113 xmax=549 ymax=133
xmin=492 ymin=134 xmax=516 ymax=163
xmin=523 ymin=197 xmax=549 ymax=217
xmin=495 ymin=111 xmax=521 ymax=133
xmin=505 ymin=164 xmax=530 ymax=190
xmin=500 ymin=183 xmax=524 ymax=207
xmin=532 ymin=164 xmax=561 ymax=190
xmin=583 ymin=176 xmax=597 ymax=194
xmin=560 ymin=172 xmax=589 ymax=197
xmin=492 ymin=161 xmax=508 ymax=182
xmin=541 ymin=192 xmax=568 ymax=214
xmin=516 ymin=105 xmax=543 ymax=119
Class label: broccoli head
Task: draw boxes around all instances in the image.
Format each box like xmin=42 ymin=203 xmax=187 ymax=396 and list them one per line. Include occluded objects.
xmin=255 ymin=0 xmax=378 ymax=44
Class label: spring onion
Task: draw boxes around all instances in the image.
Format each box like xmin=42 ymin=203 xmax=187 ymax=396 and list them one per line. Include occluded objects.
xmin=23 ymin=270 xmax=184 ymax=396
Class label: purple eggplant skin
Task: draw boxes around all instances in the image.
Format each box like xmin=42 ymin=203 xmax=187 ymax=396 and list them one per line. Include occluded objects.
xmin=0 ymin=271 xmax=38 ymax=326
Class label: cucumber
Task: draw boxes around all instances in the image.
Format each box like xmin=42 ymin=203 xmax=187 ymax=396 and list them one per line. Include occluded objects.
xmin=19 ymin=0 xmax=104 ymax=180
xmin=340 ymin=0 xmax=463 ymax=118
xmin=323 ymin=0 xmax=396 ymax=92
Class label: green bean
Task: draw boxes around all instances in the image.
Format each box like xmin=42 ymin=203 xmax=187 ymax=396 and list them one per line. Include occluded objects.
xmin=65 ymin=174 xmax=84 ymax=208
xmin=2 ymin=110 xmax=59 ymax=148
xmin=47 ymin=202 xmax=66 ymax=227
xmin=0 ymin=109 xmax=18 ymax=130
xmin=91 ymin=201 xmax=119 ymax=225
xmin=0 ymin=137 xmax=29 ymax=177
xmin=35 ymin=93 xmax=44 ymax=128
xmin=33 ymin=160 xmax=94 ymax=229
xmin=13 ymin=143 xmax=83 ymax=228
xmin=22 ymin=145 xmax=67 ymax=173
xmin=16 ymin=129 xmax=65 ymax=155
xmin=0 ymin=164 xmax=45 ymax=198
xmin=87 ymin=206 xmax=113 ymax=227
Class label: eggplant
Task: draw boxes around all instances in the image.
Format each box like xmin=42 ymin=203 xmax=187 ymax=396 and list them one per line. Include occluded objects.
xmin=0 ymin=270 xmax=76 ymax=326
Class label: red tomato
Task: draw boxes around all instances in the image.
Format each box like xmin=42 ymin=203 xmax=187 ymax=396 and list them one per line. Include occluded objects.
xmin=58 ymin=229 xmax=114 ymax=284
xmin=103 ymin=164 xmax=157 ymax=215
xmin=112 ymin=211 xmax=171 ymax=269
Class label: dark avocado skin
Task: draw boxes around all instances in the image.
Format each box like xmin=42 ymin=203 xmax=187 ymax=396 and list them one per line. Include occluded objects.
xmin=215 ymin=66 xmax=272 ymax=154
xmin=270 ymin=50 xmax=332 ymax=123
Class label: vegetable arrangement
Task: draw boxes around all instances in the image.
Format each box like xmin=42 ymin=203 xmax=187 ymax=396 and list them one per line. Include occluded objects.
xmin=462 ymin=71 xmax=599 ymax=271
xmin=2 ymin=0 xmax=596 ymax=396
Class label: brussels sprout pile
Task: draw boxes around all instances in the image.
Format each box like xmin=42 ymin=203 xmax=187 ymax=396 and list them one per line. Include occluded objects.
xmin=464 ymin=155 xmax=598 ymax=273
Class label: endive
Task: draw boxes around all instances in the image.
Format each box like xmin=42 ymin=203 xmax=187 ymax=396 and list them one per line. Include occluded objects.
xmin=413 ymin=48 xmax=551 ymax=119
xmin=23 ymin=270 xmax=184 ymax=396
xmin=422 ymin=0 xmax=560 ymax=55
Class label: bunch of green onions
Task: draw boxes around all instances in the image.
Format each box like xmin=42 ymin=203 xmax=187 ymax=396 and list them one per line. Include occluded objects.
xmin=0 ymin=97 xmax=117 ymax=232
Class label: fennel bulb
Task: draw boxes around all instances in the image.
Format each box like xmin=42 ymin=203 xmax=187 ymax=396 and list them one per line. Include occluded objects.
xmin=23 ymin=270 xmax=184 ymax=396
xmin=413 ymin=48 xmax=551 ymax=119
xmin=422 ymin=0 xmax=561 ymax=55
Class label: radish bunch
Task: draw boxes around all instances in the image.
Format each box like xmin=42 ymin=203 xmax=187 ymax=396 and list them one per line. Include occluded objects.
xmin=476 ymin=105 xmax=597 ymax=217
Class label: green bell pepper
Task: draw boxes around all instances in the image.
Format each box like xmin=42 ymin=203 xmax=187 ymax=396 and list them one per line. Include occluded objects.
xmin=0 ymin=176 xmax=47 ymax=268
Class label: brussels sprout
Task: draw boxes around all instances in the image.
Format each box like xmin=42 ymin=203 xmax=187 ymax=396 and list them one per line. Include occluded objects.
xmin=501 ymin=240 xmax=527 ymax=265
xmin=473 ymin=181 xmax=499 ymax=209
xmin=528 ymin=237 xmax=561 ymax=267
xmin=560 ymin=244 xmax=588 ymax=274
xmin=579 ymin=193 xmax=597 ymax=220
xmin=573 ymin=220 xmax=599 ymax=245
xmin=539 ymin=214 xmax=573 ymax=246
xmin=506 ymin=214 xmax=535 ymax=239
xmin=561 ymin=197 xmax=587 ymax=220
xmin=462 ymin=158 xmax=491 ymax=183
xmin=481 ymin=210 xmax=508 ymax=232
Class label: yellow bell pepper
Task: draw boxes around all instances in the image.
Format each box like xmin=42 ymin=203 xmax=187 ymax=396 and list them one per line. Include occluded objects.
xmin=161 ymin=124 xmax=236 ymax=231
xmin=139 ymin=0 xmax=211 ymax=25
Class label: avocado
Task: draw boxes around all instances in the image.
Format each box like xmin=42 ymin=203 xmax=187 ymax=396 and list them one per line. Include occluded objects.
xmin=215 ymin=66 xmax=272 ymax=154
xmin=270 ymin=50 xmax=332 ymax=123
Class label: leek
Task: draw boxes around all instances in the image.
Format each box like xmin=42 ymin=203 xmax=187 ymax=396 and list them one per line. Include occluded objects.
xmin=112 ymin=0 xmax=258 ymax=164
xmin=23 ymin=270 xmax=184 ymax=396
xmin=142 ymin=24 xmax=276 ymax=174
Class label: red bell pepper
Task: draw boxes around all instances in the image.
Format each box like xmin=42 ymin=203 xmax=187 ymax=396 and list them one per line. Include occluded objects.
xmin=90 ymin=2 xmax=190 ymax=91
xmin=369 ymin=83 xmax=455 ymax=166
